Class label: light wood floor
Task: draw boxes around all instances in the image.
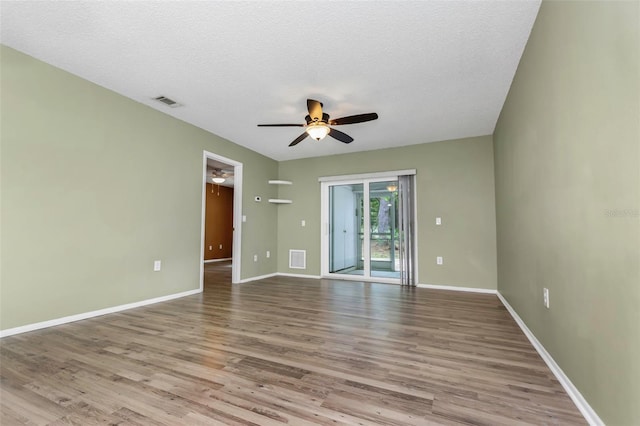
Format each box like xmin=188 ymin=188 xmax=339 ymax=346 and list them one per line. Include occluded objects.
xmin=1 ymin=262 xmax=585 ymax=425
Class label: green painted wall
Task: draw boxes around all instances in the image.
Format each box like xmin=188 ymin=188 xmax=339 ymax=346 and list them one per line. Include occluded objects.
xmin=0 ymin=46 xmax=498 ymax=331
xmin=493 ymin=1 xmax=639 ymax=424
xmin=0 ymin=46 xmax=278 ymax=330
xmin=276 ymin=136 xmax=498 ymax=290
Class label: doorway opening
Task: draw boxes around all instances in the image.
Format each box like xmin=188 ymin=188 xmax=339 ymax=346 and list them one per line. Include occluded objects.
xmin=200 ymin=151 xmax=243 ymax=287
xmin=204 ymin=159 xmax=234 ymax=263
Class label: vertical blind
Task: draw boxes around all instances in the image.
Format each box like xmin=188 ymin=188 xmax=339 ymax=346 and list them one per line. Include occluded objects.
xmin=398 ymin=175 xmax=416 ymax=286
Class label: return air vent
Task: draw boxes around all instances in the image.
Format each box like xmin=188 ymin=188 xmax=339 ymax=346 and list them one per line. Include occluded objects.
xmin=153 ymin=95 xmax=182 ymax=108
xmin=289 ymin=249 xmax=306 ymax=269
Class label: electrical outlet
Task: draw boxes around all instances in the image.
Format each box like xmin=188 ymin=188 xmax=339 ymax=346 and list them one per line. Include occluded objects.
xmin=301 ymin=220 xmax=306 ymax=227
xmin=436 ymin=217 xmax=442 ymax=225
xmin=219 ymin=244 xmax=223 ymax=249
xmin=153 ymin=260 xmax=161 ymax=271
xmin=436 ymin=256 xmax=443 ymax=265
xmin=208 ymin=245 xmax=212 ymax=251
xmin=253 ymin=254 xmax=258 ymax=262
xmin=266 ymin=251 xmax=270 ymax=258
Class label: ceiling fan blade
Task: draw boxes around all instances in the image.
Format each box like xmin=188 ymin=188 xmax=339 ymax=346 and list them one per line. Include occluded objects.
xmin=307 ymin=99 xmax=323 ymax=122
xmin=257 ymin=124 xmax=304 ymax=127
xmin=329 ymin=112 xmax=379 ymax=126
xmin=328 ymin=128 xmax=354 ymax=144
xmin=289 ymin=132 xmax=309 ymax=147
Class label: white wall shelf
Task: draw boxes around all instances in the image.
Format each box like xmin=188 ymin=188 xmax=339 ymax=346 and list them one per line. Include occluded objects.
xmin=269 ymin=180 xmax=292 ymax=203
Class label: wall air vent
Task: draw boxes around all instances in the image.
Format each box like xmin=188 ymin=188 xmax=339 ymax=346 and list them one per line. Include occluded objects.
xmin=289 ymin=249 xmax=306 ymax=269
xmin=153 ymin=95 xmax=182 ymax=108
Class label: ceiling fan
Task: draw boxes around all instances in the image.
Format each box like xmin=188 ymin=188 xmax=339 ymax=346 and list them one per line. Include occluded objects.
xmin=208 ymin=167 xmax=233 ymax=184
xmin=258 ymin=99 xmax=378 ymax=147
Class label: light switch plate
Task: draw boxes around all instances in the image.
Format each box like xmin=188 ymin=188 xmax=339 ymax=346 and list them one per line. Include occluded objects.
xmin=543 ymin=288 xmax=550 ymax=308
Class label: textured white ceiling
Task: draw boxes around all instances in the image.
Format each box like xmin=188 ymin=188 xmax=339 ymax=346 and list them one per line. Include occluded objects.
xmin=1 ymin=1 xmax=540 ymax=161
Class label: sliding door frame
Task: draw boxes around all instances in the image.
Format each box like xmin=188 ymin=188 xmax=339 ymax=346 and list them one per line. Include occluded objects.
xmin=320 ymin=169 xmax=417 ymax=284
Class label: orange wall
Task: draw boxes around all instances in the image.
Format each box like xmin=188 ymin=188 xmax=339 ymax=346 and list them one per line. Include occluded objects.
xmin=204 ymin=183 xmax=233 ymax=260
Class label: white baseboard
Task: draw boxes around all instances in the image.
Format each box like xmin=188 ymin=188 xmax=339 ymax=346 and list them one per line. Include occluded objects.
xmin=203 ymin=258 xmax=232 ymax=263
xmin=278 ymin=273 xmax=322 ymax=280
xmin=238 ymin=272 xmax=323 ymax=283
xmin=241 ymin=275 xmax=493 ymax=288
xmin=417 ymin=283 xmax=497 ymax=294
xmin=0 ymin=288 xmax=202 ymax=338
xmin=238 ymin=272 xmax=277 ymax=283
xmin=496 ymin=292 xmax=603 ymax=426
xmin=320 ymin=274 xmax=401 ymax=284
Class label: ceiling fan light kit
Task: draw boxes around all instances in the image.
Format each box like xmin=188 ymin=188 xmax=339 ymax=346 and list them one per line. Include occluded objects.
xmin=306 ymin=123 xmax=330 ymax=141
xmin=208 ymin=167 xmax=233 ymax=184
xmin=258 ymin=99 xmax=378 ymax=147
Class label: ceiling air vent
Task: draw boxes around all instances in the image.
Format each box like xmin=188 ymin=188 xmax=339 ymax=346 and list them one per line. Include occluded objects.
xmin=153 ymin=95 xmax=182 ymax=108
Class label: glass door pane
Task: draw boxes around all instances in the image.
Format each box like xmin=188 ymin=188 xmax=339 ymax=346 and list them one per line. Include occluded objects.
xmin=329 ymin=183 xmax=363 ymax=274
xmin=369 ymin=180 xmax=400 ymax=279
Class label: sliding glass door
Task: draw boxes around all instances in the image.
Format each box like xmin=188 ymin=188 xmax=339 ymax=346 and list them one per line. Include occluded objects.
xmin=323 ymin=174 xmax=412 ymax=283
xmin=329 ymin=183 xmax=362 ymax=273
xmin=369 ymin=180 xmax=399 ymax=279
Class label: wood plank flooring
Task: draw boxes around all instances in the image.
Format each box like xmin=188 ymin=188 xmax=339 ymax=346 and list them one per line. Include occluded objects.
xmin=1 ymin=262 xmax=586 ymax=425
